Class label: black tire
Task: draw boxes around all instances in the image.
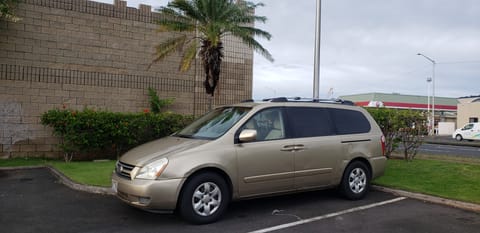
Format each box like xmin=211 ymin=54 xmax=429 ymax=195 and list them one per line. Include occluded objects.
xmin=178 ymin=172 xmax=230 ymax=224
xmin=339 ymin=161 xmax=371 ymax=200
xmin=455 ymin=134 xmax=463 ymax=141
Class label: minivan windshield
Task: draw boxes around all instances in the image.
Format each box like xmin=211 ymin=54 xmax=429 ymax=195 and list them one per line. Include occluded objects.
xmin=175 ymin=107 xmax=250 ymax=139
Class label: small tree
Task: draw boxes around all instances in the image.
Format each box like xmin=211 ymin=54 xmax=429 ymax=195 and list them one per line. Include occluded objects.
xmin=367 ymin=108 xmax=400 ymax=158
xmin=397 ymin=110 xmax=427 ymax=161
xmin=367 ymin=108 xmax=427 ymax=160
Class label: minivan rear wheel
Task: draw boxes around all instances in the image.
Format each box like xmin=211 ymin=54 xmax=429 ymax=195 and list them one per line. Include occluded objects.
xmin=178 ymin=172 xmax=230 ymax=224
xmin=340 ymin=161 xmax=370 ymax=200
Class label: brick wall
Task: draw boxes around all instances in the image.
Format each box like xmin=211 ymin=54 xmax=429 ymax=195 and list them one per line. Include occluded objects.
xmin=0 ymin=0 xmax=253 ymax=158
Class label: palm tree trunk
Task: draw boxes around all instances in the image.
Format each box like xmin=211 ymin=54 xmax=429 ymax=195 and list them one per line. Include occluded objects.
xmin=201 ymin=41 xmax=223 ymax=97
xmin=208 ymin=94 xmax=213 ymax=111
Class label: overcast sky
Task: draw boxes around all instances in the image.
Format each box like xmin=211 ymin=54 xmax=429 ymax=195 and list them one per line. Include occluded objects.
xmin=97 ymin=0 xmax=480 ymax=100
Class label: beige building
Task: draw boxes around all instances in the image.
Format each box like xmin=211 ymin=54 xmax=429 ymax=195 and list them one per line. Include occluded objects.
xmin=0 ymin=0 xmax=254 ymax=158
xmin=457 ymin=96 xmax=480 ymax=128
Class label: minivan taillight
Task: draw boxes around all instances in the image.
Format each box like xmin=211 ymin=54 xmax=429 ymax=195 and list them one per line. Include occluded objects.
xmin=381 ymin=135 xmax=386 ymax=156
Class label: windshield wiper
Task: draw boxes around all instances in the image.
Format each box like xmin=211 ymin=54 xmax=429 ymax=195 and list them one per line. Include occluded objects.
xmin=174 ymin=134 xmax=194 ymax=139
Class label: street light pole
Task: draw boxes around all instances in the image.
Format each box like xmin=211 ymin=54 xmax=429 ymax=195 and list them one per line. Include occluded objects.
xmin=426 ymin=77 xmax=432 ymax=133
xmin=313 ymin=0 xmax=321 ymax=99
xmin=417 ymin=53 xmax=436 ymax=135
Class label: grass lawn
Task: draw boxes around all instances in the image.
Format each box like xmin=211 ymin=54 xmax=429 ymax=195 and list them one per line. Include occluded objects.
xmin=50 ymin=160 xmax=115 ymax=187
xmin=0 ymin=158 xmax=115 ymax=187
xmin=373 ymin=158 xmax=480 ymax=204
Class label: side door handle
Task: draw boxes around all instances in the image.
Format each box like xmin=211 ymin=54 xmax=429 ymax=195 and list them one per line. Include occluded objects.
xmin=281 ymin=145 xmax=296 ymax=152
xmin=281 ymin=144 xmax=306 ymax=152
xmin=294 ymin=144 xmax=305 ymax=152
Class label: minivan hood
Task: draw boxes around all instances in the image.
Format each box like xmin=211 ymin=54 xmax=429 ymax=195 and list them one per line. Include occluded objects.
xmin=120 ymin=136 xmax=209 ymax=166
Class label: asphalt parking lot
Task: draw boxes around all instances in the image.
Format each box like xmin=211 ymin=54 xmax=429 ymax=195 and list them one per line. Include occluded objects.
xmin=1 ymin=168 xmax=479 ymax=233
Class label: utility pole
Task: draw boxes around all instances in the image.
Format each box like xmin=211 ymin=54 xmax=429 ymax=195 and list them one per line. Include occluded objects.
xmin=313 ymin=0 xmax=321 ymax=99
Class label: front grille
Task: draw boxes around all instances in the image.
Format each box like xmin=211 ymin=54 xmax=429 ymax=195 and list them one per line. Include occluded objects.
xmin=116 ymin=161 xmax=135 ymax=179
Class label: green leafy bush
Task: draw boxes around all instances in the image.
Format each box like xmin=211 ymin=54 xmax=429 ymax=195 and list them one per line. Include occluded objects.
xmin=366 ymin=108 xmax=427 ymax=160
xmin=41 ymin=108 xmax=193 ymax=161
xmin=1 ymin=0 xmax=21 ymax=23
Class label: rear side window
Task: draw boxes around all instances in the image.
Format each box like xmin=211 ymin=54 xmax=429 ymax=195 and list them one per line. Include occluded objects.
xmin=331 ymin=108 xmax=371 ymax=134
xmin=287 ymin=107 xmax=335 ymax=138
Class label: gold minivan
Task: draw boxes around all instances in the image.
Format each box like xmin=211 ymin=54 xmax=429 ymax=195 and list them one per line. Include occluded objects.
xmin=112 ymin=98 xmax=387 ymax=224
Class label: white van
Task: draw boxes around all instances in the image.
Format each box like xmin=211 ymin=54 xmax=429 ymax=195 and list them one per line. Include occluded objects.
xmin=452 ymin=122 xmax=480 ymax=141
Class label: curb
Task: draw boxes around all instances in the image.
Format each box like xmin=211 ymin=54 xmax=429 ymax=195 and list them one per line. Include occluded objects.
xmin=45 ymin=165 xmax=116 ymax=196
xmin=423 ymin=136 xmax=480 ymax=148
xmin=0 ymin=165 xmax=115 ymax=196
xmin=372 ymin=185 xmax=480 ymax=213
xmin=425 ymin=140 xmax=480 ymax=148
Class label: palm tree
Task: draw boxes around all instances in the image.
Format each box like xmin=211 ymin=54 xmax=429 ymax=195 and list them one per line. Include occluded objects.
xmin=152 ymin=0 xmax=273 ymax=96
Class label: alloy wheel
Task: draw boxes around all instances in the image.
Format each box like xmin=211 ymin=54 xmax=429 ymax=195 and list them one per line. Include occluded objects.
xmin=191 ymin=182 xmax=222 ymax=217
xmin=348 ymin=168 xmax=367 ymax=194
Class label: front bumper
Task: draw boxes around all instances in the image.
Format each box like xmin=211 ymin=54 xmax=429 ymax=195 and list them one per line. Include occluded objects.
xmin=111 ymin=172 xmax=185 ymax=211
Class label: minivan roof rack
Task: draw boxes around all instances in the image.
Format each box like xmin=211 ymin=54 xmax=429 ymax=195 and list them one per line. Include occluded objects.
xmin=261 ymin=97 xmax=355 ymax=105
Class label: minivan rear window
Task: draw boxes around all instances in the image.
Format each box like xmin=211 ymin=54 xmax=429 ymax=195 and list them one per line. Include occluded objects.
xmin=331 ymin=108 xmax=371 ymax=134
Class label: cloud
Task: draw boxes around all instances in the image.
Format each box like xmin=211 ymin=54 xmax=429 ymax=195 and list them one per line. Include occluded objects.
xmin=95 ymin=0 xmax=480 ymax=99
xmin=252 ymin=0 xmax=480 ymax=99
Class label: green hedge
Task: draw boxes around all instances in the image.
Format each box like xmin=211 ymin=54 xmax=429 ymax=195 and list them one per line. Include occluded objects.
xmin=41 ymin=109 xmax=193 ymax=161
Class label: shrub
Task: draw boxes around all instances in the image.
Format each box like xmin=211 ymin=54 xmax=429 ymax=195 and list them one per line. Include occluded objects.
xmin=367 ymin=108 xmax=400 ymax=158
xmin=1 ymin=0 xmax=21 ymax=23
xmin=148 ymin=87 xmax=174 ymax=114
xmin=366 ymin=108 xmax=427 ymax=160
xmin=41 ymin=108 xmax=193 ymax=161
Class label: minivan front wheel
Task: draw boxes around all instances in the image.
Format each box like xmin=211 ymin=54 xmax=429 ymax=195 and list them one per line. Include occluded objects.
xmin=340 ymin=161 xmax=370 ymax=200
xmin=178 ymin=172 xmax=229 ymax=224
xmin=455 ymin=134 xmax=463 ymax=141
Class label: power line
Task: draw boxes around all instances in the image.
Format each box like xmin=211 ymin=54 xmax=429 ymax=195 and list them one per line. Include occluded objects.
xmin=437 ymin=60 xmax=480 ymax=65
xmin=395 ymin=60 xmax=480 ymax=77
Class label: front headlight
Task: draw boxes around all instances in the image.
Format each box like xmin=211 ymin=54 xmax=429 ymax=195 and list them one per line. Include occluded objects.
xmin=136 ymin=158 xmax=169 ymax=180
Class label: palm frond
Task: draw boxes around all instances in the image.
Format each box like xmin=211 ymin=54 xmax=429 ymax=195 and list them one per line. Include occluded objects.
xmin=238 ymin=35 xmax=274 ymax=62
xmin=157 ymin=6 xmax=191 ymax=22
xmin=228 ymin=25 xmax=272 ymax=41
xmin=156 ymin=18 xmax=196 ymax=32
xmin=208 ymin=1 xmax=236 ymax=21
xmin=233 ymin=14 xmax=267 ymax=24
xmin=152 ymin=35 xmax=188 ymax=64
xmin=242 ymin=1 xmax=265 ymax=8
xmin=179 ymin=40 xmax=199 ymax=71
xmin=168 ymin=0 xmax=204 ymax=22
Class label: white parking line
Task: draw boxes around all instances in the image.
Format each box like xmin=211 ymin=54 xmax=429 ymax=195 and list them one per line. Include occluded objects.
xmin=247 ymin=197 xmax=407 ymax=233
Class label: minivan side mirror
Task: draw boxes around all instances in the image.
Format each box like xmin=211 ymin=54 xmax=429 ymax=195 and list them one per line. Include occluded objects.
xmin=239 ymin=129 xmax=257 ymax=143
